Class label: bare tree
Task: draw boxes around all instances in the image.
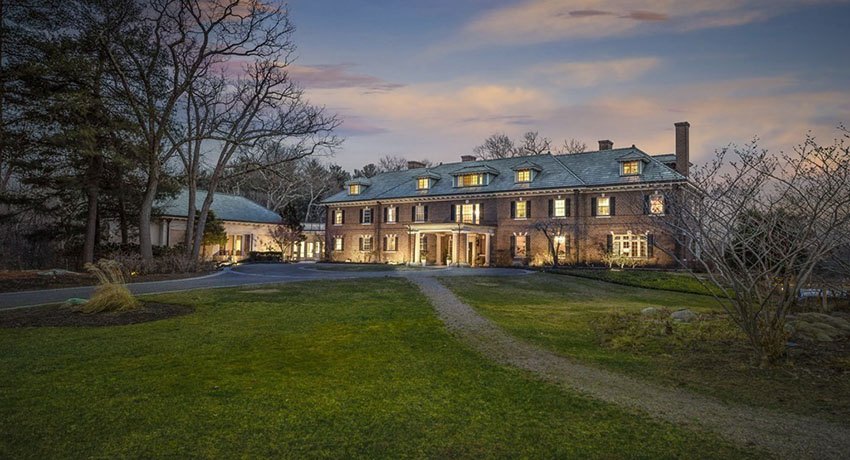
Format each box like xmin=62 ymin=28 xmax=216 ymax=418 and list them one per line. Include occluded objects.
xmin=377 ymin=155 xmax=408 ymax=172
xmin=473 ymin=133 xmax=515 ymax=159
xmin=654 ymin=129 xmax=850 ymax=364
xmin=557 ymin=138 xmax=587 ymax=154
xmin=99 ymin=0 xmax=297 ymax=263
xmin=517 ymin=131 xmax=551 ymax=156
xmin=532 ymin=219 xmax=572 ymax=267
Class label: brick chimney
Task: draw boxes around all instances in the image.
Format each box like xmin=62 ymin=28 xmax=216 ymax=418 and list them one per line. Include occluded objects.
xmin=407 ymin=160 xmax=425 ymax=169
xmin=674 ymin=121 xmax=690 ymax=176
xmin=460 ymin=155 xmax=476 ymax=162
xmin=598 ymin=140 xmax=613 ymax=150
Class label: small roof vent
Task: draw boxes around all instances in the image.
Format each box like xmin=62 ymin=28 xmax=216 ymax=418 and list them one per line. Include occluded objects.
xmin=461 ymin=155 xmax=476 ymax=162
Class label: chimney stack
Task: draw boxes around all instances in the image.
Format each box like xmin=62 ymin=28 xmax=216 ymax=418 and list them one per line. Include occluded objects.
xmin=674 ymin=121 xmax=690 ymax=176
xmin=598 ymin=140 xmax=613 ymax=150
xmin=407 ymin=160 xmax=425 ymax=170
xmin=460 ymin=155 xmax=476 ymax=162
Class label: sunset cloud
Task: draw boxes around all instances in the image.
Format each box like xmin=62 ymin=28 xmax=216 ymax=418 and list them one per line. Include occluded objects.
xmin=288 ymin=64 xmax=405 ymax=92
xmin=532 ymin=57 xmax=662 ymax=87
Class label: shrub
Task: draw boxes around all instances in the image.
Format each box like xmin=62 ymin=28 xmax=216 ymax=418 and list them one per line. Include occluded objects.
xmin=78 ymin=260 xmax=140 ymax=313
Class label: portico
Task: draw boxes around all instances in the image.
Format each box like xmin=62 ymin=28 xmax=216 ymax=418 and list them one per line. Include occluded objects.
xmin=408 ymin=223 xmax=495 ymax=267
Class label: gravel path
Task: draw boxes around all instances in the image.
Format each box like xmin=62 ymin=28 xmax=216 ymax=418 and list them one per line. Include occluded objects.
xmin=408 ymin=275 xmax=850 ymax=459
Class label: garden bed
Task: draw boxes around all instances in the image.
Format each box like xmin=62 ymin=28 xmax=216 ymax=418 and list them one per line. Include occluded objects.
xmin=0 ymin=270 xmax=214 ymax=293
xmin=0 ymin=302 xmax=194 ymax=327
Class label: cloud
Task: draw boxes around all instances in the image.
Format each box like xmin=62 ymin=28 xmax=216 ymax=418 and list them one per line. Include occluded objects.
xmin=288 ymin=64 xmax=405 ymax=92
xmin=532 ymin=57 xmax=661 ymax=87
xmin=433 ymin=0 xmax=831 ymax=51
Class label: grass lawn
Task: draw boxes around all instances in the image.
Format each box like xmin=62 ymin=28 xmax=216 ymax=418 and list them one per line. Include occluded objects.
xmin=0 ymin=278 xmax=754 ymax=458
xmin=440 ymin=273 xmax=850 ymax=425
xmin=548 ymin=268 xmax=723 ymax=296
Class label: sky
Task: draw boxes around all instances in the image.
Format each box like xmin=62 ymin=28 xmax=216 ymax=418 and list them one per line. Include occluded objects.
xmin=283 ymin=0 xmax=850 ymax=170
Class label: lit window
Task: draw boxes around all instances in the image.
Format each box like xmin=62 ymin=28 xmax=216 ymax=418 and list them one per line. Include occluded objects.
xmin=649 ymin=194 xmax=665 ymax=215
xmin=360 ymin=235 xmax=373 ymax=252
xmin=622 ymin=161 xmax=640 ymax=175
xmin=455 ymin=203 xmax=480 ymax=224
xmin=349 ymin=184 xmax=361 ymax=195
xmin=514 ymin=201 xmax=528 ymax=219
xmin=516 ymin=170 xmax=531 ymax=182
xmin=596 ymin=197 xmax=610 ymax=216
xmin=334 ymin=209 xmax=343 ymax=225
xmin=361 ymin=208 xmax=372 ymax=224
xmin=612 ymin=233 xmax=647 ymax=258
xmin=385 ymin=234 xmax=398 ymax=251
xmin=553 ymin=199 xmax=567 ymax=217
xmin=554 ymin=235 xmax=568 ymax=263
xmin=513 ymin=235 xmax=527 ymax=257
xmin=333 ymin=236 xmax=343 ymax=251
xmin=458 ymin=174 xmax=484 ymax=187
xmin=417 ymin=178 xmax=430 ymax=190
xmin=385 ymin=206 xmax=397 ymax=223
xmin=414 ymin=205 xmax=427 ymax=222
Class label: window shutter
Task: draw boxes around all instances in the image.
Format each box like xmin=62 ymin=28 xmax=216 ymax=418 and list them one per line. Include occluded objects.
xmin=548 ymin=199 xmax=553 ymax=217
xmin=644 ymin=195 xmax=650 ymax=214
xmin=526 ymin=201 xmax=532 ymax=218
xmin=510 ymin=201 xmax=516 ymax=219
xmin=591 ymin=197 xmax=597 ymax=217
xmin=341 ymin=210 xmax=345 ymax=224
xmin=525 ymin=235 xmax=531 ymax=256
xmin=411 ymin=206 xmax=416 ymax=221
xmin=450 ymin=205 xmax=456 ymax=222
xmin=383 ymin=236 xmax=388 ymax=251
xmin=510 ymin=235 xmax=516 ymax=257
xmin=424 ymin=205 xmax=429 ymax=221
xmin=647 ymin=234 xmax=655 ymax=257
xmin=610 ymin=197 xmax=616 ymax=216
xmin=383 ymin=207 xmax=388 ymax=222
xmin=606 ymin=234 xmax=613 ymax=254
xmin=565 ymin=199 xmax=571 ymax=217
xmin=359 ymin=209 xmax=364 ymax=223
xmin=341 ymin=237 xmax=344 ymax=250
xmin=661 ymin=194 xmax=667 ymax=214
xmin=359 ymin=237 xmax=364 ymax=251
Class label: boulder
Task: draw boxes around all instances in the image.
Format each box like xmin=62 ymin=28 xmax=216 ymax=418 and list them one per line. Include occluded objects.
xmin=61 ymin=298 xmax=88 ymax=308
xmin=670 ymin=309 xmax=697 ymax=323
xmin=641 ymin=307 xmax=661 ymax=316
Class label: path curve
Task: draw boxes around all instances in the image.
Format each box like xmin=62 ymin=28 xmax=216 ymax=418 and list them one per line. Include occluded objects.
xmin=408 ymin=275 xmax=850 ymax=459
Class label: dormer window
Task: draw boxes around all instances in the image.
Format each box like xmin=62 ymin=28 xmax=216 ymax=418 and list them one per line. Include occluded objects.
xmin=417 ymin=177 xmax=430 ymax=190
xmin=516 ymin=169 xmax=532 ymax=182
xmin=349 ymin=184 xmax=361 ymax=195
xmin=457 ymin=173 xmax=485 ymax=187
xmin=622 ymin=161 xmax=640 ymax=175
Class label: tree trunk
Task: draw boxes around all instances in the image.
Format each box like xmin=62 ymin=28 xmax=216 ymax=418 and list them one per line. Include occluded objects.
xmin=184 ymin=179 xmax=196 ymax=249
xmin=191 ymin=180 xmax=219 ymax=260
xmin=82 ymin=155 xmax=103 ymax=265
xmin=138 ymin=172 xmax=159 ymax=263
xmin=118 ymin=191 xmax=128 ymax=245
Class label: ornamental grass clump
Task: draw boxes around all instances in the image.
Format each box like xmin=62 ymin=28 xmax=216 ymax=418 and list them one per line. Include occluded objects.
xmin=79 ymin=260 xmax=140 ymax=313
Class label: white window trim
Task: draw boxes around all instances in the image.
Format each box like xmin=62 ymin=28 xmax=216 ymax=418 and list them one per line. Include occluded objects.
xmin=611 ymin=231 xmax=648 ymax=258
xmin=553 ymin=198 xmax=567 ymax=218
xmin=361 ymin=207 xmax=373 ymax=225
xmin=333 ymin=236 xmax=344 ymax=251
xmin=333 ymin=209 xmax=343 ymax=226
xmin=596 ymin=196 xmax=611 ymax=218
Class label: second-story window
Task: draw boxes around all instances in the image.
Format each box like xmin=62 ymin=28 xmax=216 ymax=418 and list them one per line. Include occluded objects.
xmin=384 ymin=206 xmax=397 ymax=223
xmin=648 ymin=194 xmax=665 ymax=215
xmin=512 ymin=200 xmax=529 ymax=219
xmin=361 ymin=208 xmax=372 ymax=224
xmin=414 ymin=204 xmax=428 ymax=222
xmin=333 ymin=209 xmax=344 ymax=225
xmin=552 ymin=198 xmax=567 ymax=218
xmin=454 ymin=203 xmax=480 ymax=224
xmin=596 ymin=197 xmax=611 ymax=216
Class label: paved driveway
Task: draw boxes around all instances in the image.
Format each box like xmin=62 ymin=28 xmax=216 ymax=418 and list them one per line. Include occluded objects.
xmin=0 ymin=263 xmax=529 ymax=310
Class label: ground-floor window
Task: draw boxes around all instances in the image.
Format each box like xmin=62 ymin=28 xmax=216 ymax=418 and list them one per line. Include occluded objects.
xmin=554 ymin=235 xmax=568 ymax=262
xmin=610 ymin=232 xmax=648 ymax=258
xmin=384 ymin=234 xmax=398 ymax=251
xmin=359 ymin=235 xmax=373 ymax=251
xmin=511 ymin=233 xmax=529 ymax=258
xmin=333 ymin=236 xmax=343 ymax=251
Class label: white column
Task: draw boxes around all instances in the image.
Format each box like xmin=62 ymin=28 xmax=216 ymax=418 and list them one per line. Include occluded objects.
xmin=414 ymin=231 xmax=421 ymax=264
xmin=484 ymin=233 xmax=491 ymax=266
xmin=158 ymin=221 xmax=167 ymax=246
xmin=451 ymin=231 xmax=459 ymax=266
xmin=436 ymin=234 xmax=443 ymax=265
xmin=471 ymin=235 xmax=478 ymax=267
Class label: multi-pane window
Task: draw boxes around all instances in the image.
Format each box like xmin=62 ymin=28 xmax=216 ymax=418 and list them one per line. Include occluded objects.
xmin=360 ymin=235 xmax=373 ymax=251
xmin=458 ymin=174 xmax=484 ymax=187
xmin=516 ymin=169 xmax=531 ymax=182
xmin=596 ymin=197 xmax=611 ymax=216
xmin=513 ymin=235 xmax=527 ymax=257
xmin=384 ymin=234 xmax=398 ymax=251
xmin=456 ymin=203 xmax=480 ymax=224
xmin=385 ymin=206 xmax=397 ymax=223
xmin=622 ymin=161 xmax=640 ymax=175
xmin=361 ymin=208 xmax=372 ymax=224
xmin=417 ymin=178 xmax=430 ymax=190
xmin=333 ymin=236 xmax=343 ymax=251
xmin=553 ymin=199 xmax=567 ymax=217
xmin=514 ymin=201 xmax=528 ymax=219
xmin=414 ymin=205 xmax=427 ymax=222
xmin=612 ymin=233 xmax=647 ymax=258
xmin=649 ymin=194 xmax=665 ymax=215
xmin=334 ymin=209 xmax=343 ymax=225
xmin=349 ymin=184 xmax=361 ymax=195
xmin=554 ymin=235 xmax=568 ymax=262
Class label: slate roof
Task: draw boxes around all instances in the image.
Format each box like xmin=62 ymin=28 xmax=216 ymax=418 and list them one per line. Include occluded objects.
xmin=156 ymin=189 xmax=282 ymax=224
xmin=323 ymin=147 xmax=686 ymax=204
xmin=652 ymin=154 xmax=677 ymax=164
